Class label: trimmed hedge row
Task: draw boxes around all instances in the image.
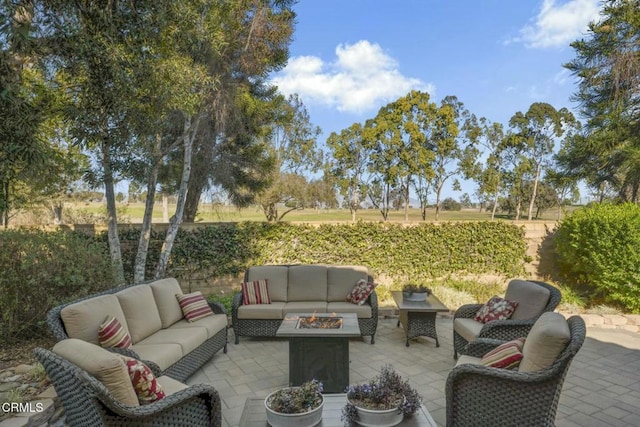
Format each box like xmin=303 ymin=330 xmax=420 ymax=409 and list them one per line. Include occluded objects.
xmin=116 ymin=221 xmax=528 ymax=285
xmin=555 ymin=203 xmax=640 ymax=313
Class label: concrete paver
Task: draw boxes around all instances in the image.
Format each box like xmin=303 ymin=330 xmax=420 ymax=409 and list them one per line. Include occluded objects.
xmin=186 ymin=316 xmax=640 ymax=427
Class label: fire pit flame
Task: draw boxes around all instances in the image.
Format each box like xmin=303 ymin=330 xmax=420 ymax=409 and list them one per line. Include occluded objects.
xmin=296 ymin=313 xmax=343 ymax=329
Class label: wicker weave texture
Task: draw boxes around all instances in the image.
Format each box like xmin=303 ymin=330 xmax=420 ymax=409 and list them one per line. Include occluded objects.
xmin=452 ymin=280 xmax=562 ymax=358
xmin=446 ymin=316 xmax=586 ymax=427
xmin=35 ymin=348 xmax=222 ymax=427
xmin=46 ymin=280 xmax=228 ymax=382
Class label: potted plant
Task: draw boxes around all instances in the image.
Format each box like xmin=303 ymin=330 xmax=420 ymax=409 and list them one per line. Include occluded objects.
xmin=342 ymin=365 xmax=423 ymax=427
xmin=264 ymin=379 xmax=324 ymax=427
xmin=402 ymin=284 xmax=431 ymax=302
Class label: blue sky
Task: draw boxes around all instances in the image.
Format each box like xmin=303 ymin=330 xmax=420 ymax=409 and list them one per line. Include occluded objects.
xmin=271 ymin=0 xmax=602 ymax=201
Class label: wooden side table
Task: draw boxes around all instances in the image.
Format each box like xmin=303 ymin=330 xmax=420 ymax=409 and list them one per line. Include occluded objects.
xmin=392 ymin=291 xmax=450 ymax=347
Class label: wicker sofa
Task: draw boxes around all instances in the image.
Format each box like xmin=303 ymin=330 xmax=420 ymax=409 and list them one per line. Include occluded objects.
xmin=231 ymin=264 xmax=378 ymax=344
xmin=47 ymin=278 xmax=228 ymax=382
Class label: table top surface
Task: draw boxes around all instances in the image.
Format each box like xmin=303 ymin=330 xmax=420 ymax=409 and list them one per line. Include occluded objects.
xmin=239 ymin=394 xmax=437 ymax=427
xmin=392 ymin=291 xmax=449 ymax=312
xmin=276 ymin=312 xmax=361 ymax=337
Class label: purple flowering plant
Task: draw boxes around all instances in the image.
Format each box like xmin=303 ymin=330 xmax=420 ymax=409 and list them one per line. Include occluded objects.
xmin=341 ymin=365 xmax=422 ymax=426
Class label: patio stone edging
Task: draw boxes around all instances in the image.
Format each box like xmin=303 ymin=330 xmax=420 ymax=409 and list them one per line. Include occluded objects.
xmin=558 ymin=312 xmax=640 ymax=333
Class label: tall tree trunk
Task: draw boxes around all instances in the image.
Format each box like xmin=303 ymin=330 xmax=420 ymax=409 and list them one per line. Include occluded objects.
xmin=515 ymin=197 xmax=522 ymax=221
xmin=133 ymin=135 xmax=161 ymax=283
xmin=183 ymin=165 xmax=208 ymax=222
xmin=404 ymin=177 xmax=410 ymax=222
xmin=102 ymin=141 xmax=125 ymax=284
xmin=491 ymin=188 xmax=499 ymax=221
xmin=155 ymin=115 xmax=199 ymax=279
xmin=162 ymin=194 xmax=169 ymax=222
xmin=527 ymin=164 xmax=541 ymax=221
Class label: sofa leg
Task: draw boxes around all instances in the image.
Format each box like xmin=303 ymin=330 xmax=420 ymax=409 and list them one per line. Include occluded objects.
xmin=370 ymin=334 xmax=375 ymax=345
xmin=223 ymin=344 xmax=228 ymax=353
xmin=453 ymin=349 xmax=458 ymax=360
xmin=234 ymin=336 xmax=239 ymax=345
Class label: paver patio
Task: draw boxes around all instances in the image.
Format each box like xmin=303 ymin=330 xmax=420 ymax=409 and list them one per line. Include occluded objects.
xmin=186 ymin=315 xmax=640 ymax=427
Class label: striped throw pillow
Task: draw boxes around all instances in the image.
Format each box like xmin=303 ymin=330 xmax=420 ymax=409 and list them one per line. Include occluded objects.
xmin=176 ymin=292 xmax=214 ymax=322
xmin=241 ymin=279 xmax=271 ymax=305
xmin=480 ymin=337 xmax=526 ymax=369
xmin=98 ymin=316 xmax=132 ymax=349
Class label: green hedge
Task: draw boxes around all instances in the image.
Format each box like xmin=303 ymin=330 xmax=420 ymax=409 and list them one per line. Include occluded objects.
xmin=0 ymin=229 xmax=114 ymax=341
xmin=115 ymin=221 xmax=527 ymax=285
xmin=555 ymin=202 xmax=640 ymax=313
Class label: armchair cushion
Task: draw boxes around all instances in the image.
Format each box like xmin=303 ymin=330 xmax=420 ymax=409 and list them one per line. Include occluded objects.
xmin=453 ymin=318 xmax=484 ymax=343
xmin=52 ymin=339 xmax=139 ymax=406
xmin=505 ymin=280 xmax=551 ymax=320
xmin=480 ymin=337 xmax=525 ymax=369
xmin=474 ymin=296 xmax=518 ymax=323
xmin=520 ymin=312 xmax=570 ymax=372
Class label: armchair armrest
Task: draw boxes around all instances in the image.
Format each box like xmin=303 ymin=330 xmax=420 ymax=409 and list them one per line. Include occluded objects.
xmin=454 ymin=303 xmax=482 ymax=320
xmin=460 ymin=338 xmax=506 ymax=358
xmin=479 ymin=318 xmax=536 ymax=341
xmin=207 ymin=300 xmax=226 ymax=315
xmin=84 ymin=373 xmax=221 ymax=425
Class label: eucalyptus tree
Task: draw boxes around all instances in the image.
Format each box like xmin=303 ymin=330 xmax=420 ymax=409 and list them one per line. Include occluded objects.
xmin=564 ymin=0 xmax=640 ymax=201
xmin=476 ymin=120 xmax=507 ymax=220
xmin=430 ymin=96 xmax=481 ymax=221
xmin=255 ymin=93 xmax=322 ymax=222
xmin=365 ymin=90 xmax=437 ymax=221
xmin=508 ymin=102 xmax=575 ymax=221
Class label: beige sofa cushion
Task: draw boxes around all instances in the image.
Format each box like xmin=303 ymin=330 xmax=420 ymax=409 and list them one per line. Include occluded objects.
xmin=506 ymin=280 xmax=551 ymax=320
xmin=136 ymin=328 xmax=208 ymax=356
xmin=169 ymin=315 xmax=228 ymax=339
xmin=131 ymin=343 xmax=183 ymax=371
xmin=53 ymin=339 xmax=139 ymax=406
xmin=454 ymin=318 xmax=484 ymax=343
xmin=61 ymin=295 xmax=130 ymax=345
xmin=283 ymin=301 xmax=328 ymax=315
xmin=327 ymin=266 xmax=370 ymax=302
xmin=156 ymin=376 xmax=188 ymax=396
xmin=327 ymin=302 xmax=372 ymax=318
xmin=237 ymin=302 xmax=286 ymax=319
xmin=246 ymin=266 xmax=289 ymax=302
xmin=288 ymin=265 xmax=328 ymax=301
xmin=150 ymin=278 xmax=184 ymax=328
xmin=116 ymin=285 xmax=162 ymax=343
xmin=519 ymin=312 xmax=570 ymax=372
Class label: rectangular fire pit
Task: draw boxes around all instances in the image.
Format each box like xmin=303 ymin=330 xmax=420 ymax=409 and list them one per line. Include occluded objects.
xmin=276 ymin=313 xmax=360 ymax=393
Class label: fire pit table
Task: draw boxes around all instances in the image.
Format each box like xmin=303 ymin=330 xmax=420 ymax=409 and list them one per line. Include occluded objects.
xmin=276 ymin=312 xmax=360 ymax=393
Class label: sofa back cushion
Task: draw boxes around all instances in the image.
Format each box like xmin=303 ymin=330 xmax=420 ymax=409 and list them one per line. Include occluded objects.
xmin=288 ymin=265 xmax=328 ymax=301
xmin=519 ymin=312 xmax=570 ymax=372
xmin=149 ymin=278 xmax=184 ymax=328
xmin=506 ymin=280 xmax=551 ymax=320
xmin=53 ymin=338 xmax=139 ymax=406
xmin=61 ymin=294 xmax=130 ymax=345
xmin=116 ymin=285 xmax=162 ymax=343
xmin=327 ymin=265 xmax=370 ymax=302
xmin=246 ymin=266 xmax=289 ymax=302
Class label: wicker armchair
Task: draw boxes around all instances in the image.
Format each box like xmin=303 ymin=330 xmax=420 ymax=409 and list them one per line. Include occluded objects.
xmin=35 ymin=347 xmax=222 ymax=427
xmin=453 ymin=280 xmax=561 ymax=358
xmin=446 ymin=315 xmax=586 ymax=427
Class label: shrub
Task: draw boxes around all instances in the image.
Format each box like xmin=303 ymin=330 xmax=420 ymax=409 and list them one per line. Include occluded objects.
xmin=0 ymin=229 xmax=114 ymax=341
xmin=555 ymin=202 xmax=640 ymax=312
xmin=442 ymin=197 xmax=462 ymax=211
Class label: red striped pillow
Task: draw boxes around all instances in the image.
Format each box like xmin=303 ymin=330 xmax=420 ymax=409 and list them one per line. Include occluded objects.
xmin=480 ymin=337 xmax=526 ymax=369
xmin=241 ymin=279 xmax=271 ymax=305
xmin=98 ymin=316 xmax=132 ymax=349
xmin=176 ymin=292 xmax=214 ymax=322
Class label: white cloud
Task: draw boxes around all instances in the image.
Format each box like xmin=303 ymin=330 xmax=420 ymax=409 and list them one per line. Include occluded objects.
xmin=514 ymin=0 xmax=601 ymax=48
xmin=272 ymin=40 xmax=434 ymax=114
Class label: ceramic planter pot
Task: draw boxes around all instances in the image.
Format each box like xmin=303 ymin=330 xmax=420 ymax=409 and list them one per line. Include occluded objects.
xmin=350 ymin=402 xmax=404 ymax=427
xmin=402 ymin=291 xmax=428 ymax=302
xmin=264 ymin=389 xmax=324 ymax=427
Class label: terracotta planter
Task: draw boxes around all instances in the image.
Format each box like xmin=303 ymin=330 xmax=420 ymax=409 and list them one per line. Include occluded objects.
xmin=264 ymin=389 xmax=324 ymax=427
